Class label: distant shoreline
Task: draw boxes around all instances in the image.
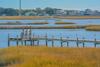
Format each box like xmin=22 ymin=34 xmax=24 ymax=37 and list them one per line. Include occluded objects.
xmin=0 ymin=16 xmax=100 ymax=20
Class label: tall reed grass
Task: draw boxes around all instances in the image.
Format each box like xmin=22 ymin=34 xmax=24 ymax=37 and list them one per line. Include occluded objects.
xmin=0 ymin=46 xmax=100 ymax=67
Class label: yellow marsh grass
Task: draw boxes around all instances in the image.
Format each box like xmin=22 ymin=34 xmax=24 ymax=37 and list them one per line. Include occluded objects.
xmin=0 ymin=16 xmax=100 ymax=20
xmin=0 ymin=25 xmax=84 ymax=29
xmin=0 ymin=22 xmax=48 ymax=25
xmin=31 ymin=22 xmax=48 ymax=24
xmin=55 ymin=22 xmax=75 ymax=24
xmin=0 ymin=16 xmax=52 ymax=20
xmin=85 ymin=25 xmax=100 ymax=31
xmin=0 ymin=46 xmax=100 ymax=67
xmin=54 ymin=16 xmax=100 ymax=19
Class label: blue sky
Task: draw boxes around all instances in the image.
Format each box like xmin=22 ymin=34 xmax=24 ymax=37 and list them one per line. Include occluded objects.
xmin=0 ymin=0 xmax=100 ymax=10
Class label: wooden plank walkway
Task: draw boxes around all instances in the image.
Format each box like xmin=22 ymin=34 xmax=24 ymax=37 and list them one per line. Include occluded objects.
xmin=9 ymin=37 xmax=100 ymax=43
xmin=8 ymin=29 xmax=100 ymax=48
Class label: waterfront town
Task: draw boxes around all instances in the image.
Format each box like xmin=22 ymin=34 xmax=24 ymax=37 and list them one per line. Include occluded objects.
xmin=0 ymin=7 xmax=100 ymax=16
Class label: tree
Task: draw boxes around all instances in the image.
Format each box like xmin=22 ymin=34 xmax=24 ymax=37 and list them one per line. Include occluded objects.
xmin=84 ymin=9 xmax=93 ymax=16
xmin=0 ymin=7 xmax=5 ymax=16
xmin=4 ymin=8 xmax=18 ymax=16
xmin=44 ymin=7 xmax=55 ymax=16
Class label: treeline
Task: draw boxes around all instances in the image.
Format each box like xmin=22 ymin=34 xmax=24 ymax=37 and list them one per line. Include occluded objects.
xmin=0 ymin=7 xmax=100 ymax=16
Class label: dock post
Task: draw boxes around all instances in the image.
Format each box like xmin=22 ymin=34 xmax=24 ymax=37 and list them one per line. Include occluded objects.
xmin=25 ymin=29 xmax=28 ymax=39
xmin=21 ymin=39 xmax=23 ymax=46
xmin=37 ymin=35 xmax=40 ymax=46
xmin=66 ymin=37 xmax=69 ymax=47
xmin=60 ymin=36 xmax=63 ymax=47
xmin=29 ymin=28 xmax=32 ymax=39
xmin=32 ymin=34 xmax=35 ymax=46
xmin=30 ymin=38 xmax=33 ymax=46
xmin=20 ymin=32 xmax=24 ymax=46
xmin=82 ymin=37 xmax=85 ymax=48
xmin=30 ymin=34 xmax=32 ymax=46
xmin=16 ymin=35 xmax=19 ymax=46
xmin=29 ymin=28 xmax=32 ymax=46
xmin=24 ymin=29 xmax=27 ymax=46
xmin=76 ymin=37 xmax=79 ymax=47
xmin=24 ymin=40 xmax=27 ymax=46
xmin=94 ymin=34 xmax=97 ymax=48
xmin=30 ymin=40 xmax=33 ymax=46
xmin=45 ymin=34 xmax=48 ymax=47
xmin=52 ymin=35 xmax=54 ymax=47
xmin=94 ymin=38 xmax=97 ymax=48
xmin=8 ymin=34 xmax=10 ymax=47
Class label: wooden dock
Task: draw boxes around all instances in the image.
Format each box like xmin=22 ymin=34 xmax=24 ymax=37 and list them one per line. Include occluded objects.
xmin=8 ymin=29 xmax=100 ymax=47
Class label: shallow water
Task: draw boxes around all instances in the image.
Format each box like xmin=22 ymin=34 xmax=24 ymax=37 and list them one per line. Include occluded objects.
xmin=0 ymin=19 xmax=100 ymax=25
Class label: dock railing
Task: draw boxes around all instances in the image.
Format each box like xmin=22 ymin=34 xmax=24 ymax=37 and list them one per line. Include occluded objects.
xmin=8 ymin=29 xmax=100 ymax=48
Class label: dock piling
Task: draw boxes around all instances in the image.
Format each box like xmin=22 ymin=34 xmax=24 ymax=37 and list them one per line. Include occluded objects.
xmin=37 ymin=35 xmax=40 ymax=46
xmin=16 ymin=35 xmax=19 ymax=46
xmin=32 ymin=34 xmax=35 ymax=46
xmin=8 ymin=34 xmax=10 ymax=47
xmin=45 ymin=34 xmax=48 ymax=47
xmin=66 ymin=37 xmax=69 ymax=47
xmin=76 ymin=37 xmax=79 ymax=47
xmin=82 ymin=37 xmax=85 ymax=48
xmin=94 ymin=38 xmax=97 ymax=48
xmin=52 ymin=35 xmax=54 ymax=47
xmin=24 ymin=40 xmax=27 ymax=46
xmin=60 ymin=36 xmax=63 ymax=47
